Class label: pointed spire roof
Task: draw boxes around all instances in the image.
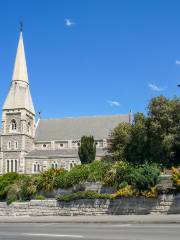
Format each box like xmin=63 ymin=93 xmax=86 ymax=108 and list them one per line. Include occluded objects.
xmin=3 ymin=30 xmax=35 ymax=115
xmin=12 ymin=31 xmax=29 ymax=84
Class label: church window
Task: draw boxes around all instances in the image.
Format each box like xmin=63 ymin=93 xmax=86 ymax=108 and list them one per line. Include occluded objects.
xmin=37 ymin=164 xmax=40 ymax=172
xmin=15 ymin=160 xmax=18 ymax=173
xmin=11 ymin=160 xmax=13 ymax=172
xmin=34 ymin=164 xmax=36 ymax=173
xmin=60 ymin=143 xmax=64 ymax=147
xmin=7 ymin=160 xmax=9 ymax=173
xmin=14 ymin=141 xmax=18 ymax=150
xmin=51 ymin=162 xmax=58 ymax=169
xmin=11 ymin=119 xmax=17 ymax=131
xmin=33 ymin=162 xmax=40 ymax=173
xmin=42 ymin=144 xmax=47 ymax=149
xmin=7 ymin=141 xmax=11 ymax=150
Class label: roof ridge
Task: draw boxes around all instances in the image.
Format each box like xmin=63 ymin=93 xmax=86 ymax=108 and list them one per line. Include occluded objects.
xmin=39 ymin=114 xmax=129 ymax=121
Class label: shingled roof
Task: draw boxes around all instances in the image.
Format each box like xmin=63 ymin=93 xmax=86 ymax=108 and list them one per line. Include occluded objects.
xmin=26 ymin=148 xmax=106 ymax=158
xmin=35 ymin=114 xmax=130 ymax=141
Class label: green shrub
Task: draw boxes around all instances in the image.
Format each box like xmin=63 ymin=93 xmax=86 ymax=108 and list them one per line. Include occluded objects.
xmin=103 ymin=161 xmax=160 ymax=191
xmin=0 ymin=173 xmax=20 ymax=200
xmin=64 ymin=165 xmax=89 ymax=188
xmin=37 ymin=169 xmax=66 ymax=192
xmin=87 ymin=160 xmax=112 ymax=182
xmin=132 ymin=164 xmax=160 ymax=191
xmin=35 ymin=194 xmax=45 ymax=200
xmin=6 ymin=183 xmax=20 ymax=205
xmin=56 ymin=191 xmax=113 ymax=202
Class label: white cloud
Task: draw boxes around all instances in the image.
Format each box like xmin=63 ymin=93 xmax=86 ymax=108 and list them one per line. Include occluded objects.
xmin=148 ymin=83 xmax=164 ymax=92
xmin=107 ymin=100 xmax=120 ymax=107
xmin=65 ymin=19 xmax=75 ymax=27
xmin=176 ymin=60 xmax=180 ymax=65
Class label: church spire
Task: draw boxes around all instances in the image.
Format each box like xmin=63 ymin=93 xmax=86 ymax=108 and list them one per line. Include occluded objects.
xmin=12 ymin=24 xmax=29 ymax=84
xmin=3 ymin=27 xmax=35 ymax=115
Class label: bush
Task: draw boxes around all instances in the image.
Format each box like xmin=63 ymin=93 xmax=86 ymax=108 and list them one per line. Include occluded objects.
xmin=64 ymin=165 xmax=89 ymax=188
xmin=55 ymin=160 xmax=113 ymax=189
xmin=131 ymin=164 xmax=160 ymax=191
xmin=172 ymin=167 xmax=180 ymax=191
xmin=113 ymin=185 xmax=134 ymax=198
xmin=56 ymin=191 xmax=113 ymax=202
xmin=141 ymin=187 xmax=158 ymax=198
xmin=0 ymin=173 xmax=20 ymax=200
xmin=35 ymin=194 xmax=45 ymax=200
xmin=37 ymin=169 xmax=66 ymax=192
xmin=103 ymin=161 xmax=160 ymax=191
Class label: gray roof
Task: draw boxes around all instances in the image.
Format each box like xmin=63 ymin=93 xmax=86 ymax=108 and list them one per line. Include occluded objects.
xmin=26 ymin=148 xmax=106 ymax=158
xmin=35 ymin=115 xmax=130 ymax=141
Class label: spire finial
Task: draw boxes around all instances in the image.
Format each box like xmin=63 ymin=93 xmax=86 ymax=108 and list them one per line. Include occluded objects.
xmin=20 ymin=21 xmax=23 ymax=32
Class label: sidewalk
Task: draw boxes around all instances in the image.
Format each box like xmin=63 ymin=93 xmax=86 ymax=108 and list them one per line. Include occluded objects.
xmin=0 ymin=215 xmax=180 ymax=224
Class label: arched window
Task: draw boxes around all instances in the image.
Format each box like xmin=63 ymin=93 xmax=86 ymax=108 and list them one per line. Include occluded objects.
xmin=37 ymin=164 xmax=40 ymax=172
xmin=15 ymin=160 xmax=18 ymax=173
xmin=51 ymin=162 xmax=58 ymax=169
xmin=11 ymin=160 xmax=13 ymax=172
xmin=11 ymin=119 xmax=17 ymax=131
xmin=33 ymin=162 xmax=40 ymax=173
xmin=7 ymin=160 xmax=9 ymax=173
xmin=7 ymin=141 xmax=11 ymax=150
xmin=34 ymin=164 xmax=36 ymax=173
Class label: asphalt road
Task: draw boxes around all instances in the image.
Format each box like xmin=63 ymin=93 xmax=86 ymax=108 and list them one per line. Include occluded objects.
xmin=0 ymin=223 xmax=179 ymax=240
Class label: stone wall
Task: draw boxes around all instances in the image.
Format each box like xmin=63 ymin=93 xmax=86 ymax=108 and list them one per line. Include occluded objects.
xmin=0 ymin=194 xmax=180 ymax=216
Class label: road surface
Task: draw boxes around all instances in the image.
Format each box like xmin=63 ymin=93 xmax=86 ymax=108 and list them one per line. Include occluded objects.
xmin=0 ymin=223 xmax=179 ymax=240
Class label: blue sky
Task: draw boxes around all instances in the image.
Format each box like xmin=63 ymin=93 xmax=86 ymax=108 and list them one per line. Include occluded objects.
xmin=0 ymin=0 xmax=179 ymax=120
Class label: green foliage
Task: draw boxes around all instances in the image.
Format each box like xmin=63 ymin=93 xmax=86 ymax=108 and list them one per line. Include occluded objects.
xmin=172 ymin=167 xmax=180 ymax=192
xmin=19 ymin=175 xmax=39 ymax=200
xmin=56 ymin=191 xmax=113 ymax=202
xmin=56 ymin=160 xmax=112 ymax=189
xmin=78 ymin=136 xmax=96 ymax=164
xmin=108 ymin=122 xmax=131 ymax=160
xmin=37 ymin=169 xmax=65 ymax=192
xmin=35 ymin=194 xmax=45 ymax=200
xmin=108 ymin=96 xmax=180 ymax=167
xmin=104 ymin=161 xmax=160 ymax=191
xmin=0 ymin=173 xmax=20 ymax=200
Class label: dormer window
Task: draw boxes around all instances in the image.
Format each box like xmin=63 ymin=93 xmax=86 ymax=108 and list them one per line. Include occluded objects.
xmin=11 ymin=119 xmax=17 ymax=132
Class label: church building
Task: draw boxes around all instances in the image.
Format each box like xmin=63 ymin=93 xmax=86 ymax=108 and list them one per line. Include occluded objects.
xmin=0 ymin=29 xmax=131 ymax=174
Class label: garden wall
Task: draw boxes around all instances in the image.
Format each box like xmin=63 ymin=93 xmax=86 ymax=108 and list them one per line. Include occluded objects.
xmin=0 ymin=194 xmax=180 ymax=216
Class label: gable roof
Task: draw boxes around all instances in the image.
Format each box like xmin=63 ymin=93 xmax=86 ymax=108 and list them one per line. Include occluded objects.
xmin=26 ymin=148 xmax=106 ymax=158
xmin=35 ymin=114 xmax=130 ymax=141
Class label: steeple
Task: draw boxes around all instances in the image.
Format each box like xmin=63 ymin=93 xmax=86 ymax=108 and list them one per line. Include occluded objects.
xmin=12 ymin=26 xmax=28 ymax=84
xmin=3 ymin=28 xmax=35 ymax=115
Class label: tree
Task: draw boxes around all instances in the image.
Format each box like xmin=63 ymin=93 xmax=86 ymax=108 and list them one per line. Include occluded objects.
xmin=78 ymin=136 xmax=96 ymax=164
xmin=126 ymin=113 xmax=148 ymax=165
xmin=108 ymin=96 xmax=180 ymax=167
xmin=108 ymin=122 xmax=131 ymax=161
xmin=146 ymin=96 xmax=180 ymax=167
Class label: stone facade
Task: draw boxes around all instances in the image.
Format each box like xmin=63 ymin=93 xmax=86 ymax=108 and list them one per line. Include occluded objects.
xmin=0 ymin=194 xmax=179 ymax=216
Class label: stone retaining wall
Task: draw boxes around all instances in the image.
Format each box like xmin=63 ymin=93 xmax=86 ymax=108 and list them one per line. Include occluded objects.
xmin=0 ymin=194 xmax=180 ymax=216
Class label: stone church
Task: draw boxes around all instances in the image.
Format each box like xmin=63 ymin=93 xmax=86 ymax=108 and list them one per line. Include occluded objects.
xmin=0 ymin=30 xmax=131 ymax=174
